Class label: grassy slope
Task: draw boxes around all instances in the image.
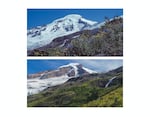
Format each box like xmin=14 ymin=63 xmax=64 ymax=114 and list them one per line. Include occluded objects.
xmin=82 ymin=87 xmax=123 ymax=107
xmin=28 ymin=72 xmax=123 ymax=107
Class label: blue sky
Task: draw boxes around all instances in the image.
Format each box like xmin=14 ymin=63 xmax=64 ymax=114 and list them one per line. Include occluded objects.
xmin=27 ymin=59 xmax=123 ymax=74
xmin=27 ymin=9 xmax=123 ymax=29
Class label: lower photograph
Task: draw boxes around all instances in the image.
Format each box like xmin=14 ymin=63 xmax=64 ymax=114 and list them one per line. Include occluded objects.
xmin=27 ymin=59 xmax=123 ymax=107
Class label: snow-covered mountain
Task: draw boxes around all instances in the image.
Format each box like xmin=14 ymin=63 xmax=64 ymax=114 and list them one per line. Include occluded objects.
xmin=27 ymin=63 xmax=97 ymax=95
xmin=27 ymin=14 xmax=101 ymax=50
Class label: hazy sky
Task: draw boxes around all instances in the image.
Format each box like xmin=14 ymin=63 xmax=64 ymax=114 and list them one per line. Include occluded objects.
xmin=27 ymin=9 xmax=123 ymax=29
xmin=27 ymin=59 xmax=123 ymax=74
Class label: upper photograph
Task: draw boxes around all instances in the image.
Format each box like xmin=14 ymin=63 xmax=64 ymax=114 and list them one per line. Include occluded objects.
xmin=27 ymin=9 xmax=123 ymax=56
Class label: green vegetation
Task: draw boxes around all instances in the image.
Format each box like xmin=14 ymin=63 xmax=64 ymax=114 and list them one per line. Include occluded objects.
xmin=83 ymin=87 xmax=123 ymax=107
xmin=27 ymin=69 xmax=123 ymax=107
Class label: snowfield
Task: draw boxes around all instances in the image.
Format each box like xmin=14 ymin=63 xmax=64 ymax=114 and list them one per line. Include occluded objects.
xmin=27 ymin=14 xmax=98 ymax=50
xmin=27 ymin=75 xmax=70 ymax=95
xmin=27 ymin=14 xmax=123 ymax=50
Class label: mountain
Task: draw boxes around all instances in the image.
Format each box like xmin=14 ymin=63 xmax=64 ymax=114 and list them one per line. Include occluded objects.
xmin=28 ymin=16 xmax=123 ymax=56
xmin=27 ymin=66 xmax=123 ymax=107
xmin=27 ymin=14 xmax=101 ymax=50
xmin=27 ymin=63 xmax=97 ymax=95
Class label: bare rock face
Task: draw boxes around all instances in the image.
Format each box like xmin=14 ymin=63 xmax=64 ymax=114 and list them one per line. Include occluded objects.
xmin=27 ymin=74 xmax=41 ymax=79
xmin=27 ymin=66 xmax=76 ymax=79
xmin=27 ymin=71 xmax=48 ymax=79
xmin=67 ymin=69 xmax=75 ymax=77
xmin=40 ymin=66 xmax=75 ymax=79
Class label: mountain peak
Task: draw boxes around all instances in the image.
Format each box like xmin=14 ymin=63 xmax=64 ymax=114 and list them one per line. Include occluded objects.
xmin=27 ymin=14 xmax=98 ymax=50
xmin=27 ymin=62 xmax=98 ymax=95
xmin=59 ymin=63 xmax=81 ymax=68
xmin=64 ymin=14 xmax=82 ymax=19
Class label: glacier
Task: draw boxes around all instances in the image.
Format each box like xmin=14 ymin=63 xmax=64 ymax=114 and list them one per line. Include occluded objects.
xmin=27 ymin=14 xmax=123 ymax=50
xmin=27 ymin=75 xmax=70 ymax=95
xmin=27 ymin=63 xmax=98 ymax=95
xmin=27 ymin=14 xmax=98 ymax=50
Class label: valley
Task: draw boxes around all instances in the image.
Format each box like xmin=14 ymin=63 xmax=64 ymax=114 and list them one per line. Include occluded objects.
xmin=27 ymin=64 xmax=123 ymax=107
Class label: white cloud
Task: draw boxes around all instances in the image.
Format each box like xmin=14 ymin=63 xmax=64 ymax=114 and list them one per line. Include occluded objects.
xmin=72 ymin=59 xmax=123 ymax=72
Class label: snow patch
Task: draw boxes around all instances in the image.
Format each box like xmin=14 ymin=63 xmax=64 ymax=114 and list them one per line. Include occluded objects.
xmin=81 ymin=18 xmax=97 ymax=25
xmin=59 ymin=63 xmax=80 ymax=68
xmin=59 ymin=39 xmax=68 ymax=47
xmin=59 ymin=63 xmax=79 ymax=77
xmin=82 ymin=67 xmax=97 ymax=74
xmin=72 ymin=35 xmax=80 ymax=38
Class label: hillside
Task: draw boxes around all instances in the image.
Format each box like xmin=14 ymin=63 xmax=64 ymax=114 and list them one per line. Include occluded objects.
xmin=28 ymin=16 xmax=123 ymax=56
xmin=27 ymin=66 xmax=123 ymax=107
